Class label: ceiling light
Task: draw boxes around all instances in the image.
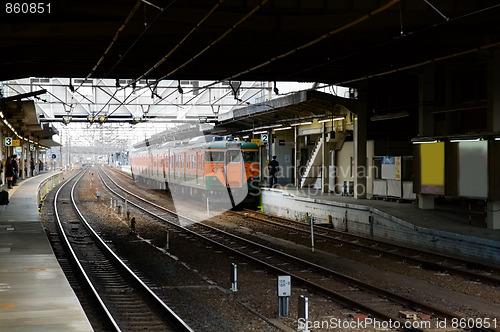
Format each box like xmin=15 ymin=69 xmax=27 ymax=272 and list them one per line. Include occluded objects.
xmin=318 ymin=117 xmax=345 ymax=123
xmin=291 ymin=121 xmax=312 ymax=126
xmin=274 ymin=126 xmax=292 ymax=131
xmin=411 ymin=139 xmax=438 ymax=144
xmin=449 ymin=138 xmax=480 ymax=143
xmin=253 ymin=130 xmax=267 ymax=135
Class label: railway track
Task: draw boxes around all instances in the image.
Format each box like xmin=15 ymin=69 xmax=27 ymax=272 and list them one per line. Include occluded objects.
xmin=233 ymin=209 xmax=500 ymax=287
xmin=52 ymin=168 xmax=194 ymax=332
xmin=98 ymin=167 xmax=487 ymax=330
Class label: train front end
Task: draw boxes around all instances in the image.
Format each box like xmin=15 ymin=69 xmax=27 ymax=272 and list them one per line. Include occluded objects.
xmin=204 ymin=140 xmax=260 ymax=208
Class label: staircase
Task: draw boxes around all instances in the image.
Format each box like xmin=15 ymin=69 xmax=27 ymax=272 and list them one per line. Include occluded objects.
xmin=300 ymin=137 xmax=323 ymax=188
xmin=333 ymin=130 xmax=347 ymax=150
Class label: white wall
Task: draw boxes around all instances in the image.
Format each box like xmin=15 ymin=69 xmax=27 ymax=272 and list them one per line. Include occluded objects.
xmin=271 ymin=130 xmax=295 ymax=183
xmin=335 ymin=140 xmax=375 ymax=196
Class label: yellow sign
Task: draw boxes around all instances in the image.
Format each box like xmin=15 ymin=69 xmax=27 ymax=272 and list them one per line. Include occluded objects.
xmin=395 ymin=156 xmax=401 ymax=181
xmin=251 ymin=139 xmax=264 ymax=146
xmin=420 ymin=142 xmax=445 ymax=195
xmin=12 ymin=140 xmax=21 ymax=146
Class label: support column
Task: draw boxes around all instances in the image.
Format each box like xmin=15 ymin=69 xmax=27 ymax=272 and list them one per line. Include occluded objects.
xmin=418 ymin=194 xmax=435 ymax=209
xmin=487 ymin=48 xmax=500 ymax=229
xmin=21 ymin=141 xmax=26 ymax=180
xmin=321 ymin=122 xmax=329 ymax=193
xmin=354 ymin=105 xmax=367 ymax=199
xmin=294 ymin=126 xmax=300 ymax=188
xmin=417 ymin=64 xmax=437 ymax=209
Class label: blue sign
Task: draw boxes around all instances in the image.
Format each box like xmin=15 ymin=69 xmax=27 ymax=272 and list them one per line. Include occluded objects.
xmin=382 ymin=156 xmax=395 ymax=165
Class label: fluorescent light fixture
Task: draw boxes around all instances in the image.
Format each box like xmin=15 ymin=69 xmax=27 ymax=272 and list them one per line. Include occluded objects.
xmin=253 ymin=130 xmax=267 ymax=135
xmin=274 ymin=126 xmax=292 ymax=131
xmin=412 ymin=139 xmax=438 ymax=144
xmin=291 ymin=121 xmax=312 ymax=126
xmin=449 ymin=138 xmax=480 ymax=143
xmin=318 ymin=117 xmax=345 ymax=123
xmin=495 ymin=137 xmax=500 ymax=141
xmin=242 ymin=135 xmax=249 ymax=139
xmin=251 ymin=124 xmax=283 ymax=131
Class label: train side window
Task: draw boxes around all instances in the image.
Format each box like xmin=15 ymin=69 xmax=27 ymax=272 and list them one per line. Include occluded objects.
xmin=205 ymin=151 xmax=224 ymax=162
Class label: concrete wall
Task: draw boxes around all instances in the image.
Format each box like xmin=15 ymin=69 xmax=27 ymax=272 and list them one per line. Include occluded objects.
xmin=336 ymin=140 xmax=375 ymax=196
xmin=262 ymin=189 xmax=500 ymax=267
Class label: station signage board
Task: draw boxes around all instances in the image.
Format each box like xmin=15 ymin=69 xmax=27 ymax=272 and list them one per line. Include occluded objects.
xmin=260 ymin=133 xmax=269 ymax=144
xmin=277 ymin=275 xmax=291 ymax=297
xmin=251 ymin=139 xmax=264 ymax=146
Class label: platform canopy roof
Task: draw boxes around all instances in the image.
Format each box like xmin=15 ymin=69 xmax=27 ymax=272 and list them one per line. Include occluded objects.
xmin=1 ymin=0 xmax=499 ymax=87
xmin=215 ymin=89 xmax=356 ymax=133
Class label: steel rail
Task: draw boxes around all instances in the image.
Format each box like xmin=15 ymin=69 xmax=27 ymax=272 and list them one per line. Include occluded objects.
xmin=234 ymin=210 xmax=500 ymax=287
xmin=55 ymin=168 xmax=195 ymax=332
xmin=98 ymin=167 xmax=476 ymax=326
xmin=53 ymin=169 xmax=122 ymax=331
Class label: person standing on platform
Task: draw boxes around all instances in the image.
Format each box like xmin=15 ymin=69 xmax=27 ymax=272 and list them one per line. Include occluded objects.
xmin=5 ymin=157 xmax=14 ymax=189
xmin=268 ymin=155 xmax=279 ymax=188
xmin=30 ymin=158 xmax=35 ymax=176
xmin=11 ymin=155 xmax=18 ymax=186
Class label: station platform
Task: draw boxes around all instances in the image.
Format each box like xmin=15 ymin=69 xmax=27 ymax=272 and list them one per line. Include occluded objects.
xmin=261 ymin=186 xmax=500 ymax=267
xmin=0 ymin=172 xmax=93 ymax=331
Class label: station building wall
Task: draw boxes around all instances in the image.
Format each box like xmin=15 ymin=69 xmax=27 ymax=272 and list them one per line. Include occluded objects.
xmin=336 ymin=140 xmax=375 ymax=196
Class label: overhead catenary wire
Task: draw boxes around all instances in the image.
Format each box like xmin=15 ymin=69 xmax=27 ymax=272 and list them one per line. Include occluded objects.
xmin=86 ymin=0 xmax=143 ymax=80
xmin=103 ymin=0 xmax=178 ymax=78
xmin=98 ymin=0 xmax=226 ymax=119
xmin=220 ymin=0 xmax=400 ymax=83
xmin=295 ymin=2 xmax=500 ymax=88
xmin=104 ymin=0 xmax=266 ymax=119
xmin=94 ymin=0 xmax=394 ymax=120
xmin=136 ymin=0 xmax=226 ymax=82
xmin=93 ymin=1 xmax=178 ymax=118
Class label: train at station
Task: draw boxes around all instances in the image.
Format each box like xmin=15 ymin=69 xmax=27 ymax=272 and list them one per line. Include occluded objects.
xmin=129 ymin=135 xmax=261 ymax=208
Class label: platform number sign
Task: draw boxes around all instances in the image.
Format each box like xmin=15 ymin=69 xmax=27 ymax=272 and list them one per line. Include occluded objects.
xmin=260 ymin=133 xmax=269 ymax=144
xmin=30 ymin=144 xmax=36 ymax=151
xmin=4 ymin=137 xmax=13 ymax=146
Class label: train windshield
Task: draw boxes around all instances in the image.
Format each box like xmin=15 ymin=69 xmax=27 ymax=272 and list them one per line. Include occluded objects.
xmin=205 ymin=151 xmax=224 ymax=162
xmin=243 ymin=150 xmax=259 ymax=162
xmin=226 ymin=150 xmax=242 ymax=163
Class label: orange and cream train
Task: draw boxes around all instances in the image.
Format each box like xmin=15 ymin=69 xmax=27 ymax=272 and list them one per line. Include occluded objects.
xmin=130 ymin=135 xmax=261 ymax=207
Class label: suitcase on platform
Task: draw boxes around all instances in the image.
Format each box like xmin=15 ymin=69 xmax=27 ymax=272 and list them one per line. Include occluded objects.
xmin=0 ymin=190 xmax=9 ymax=205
